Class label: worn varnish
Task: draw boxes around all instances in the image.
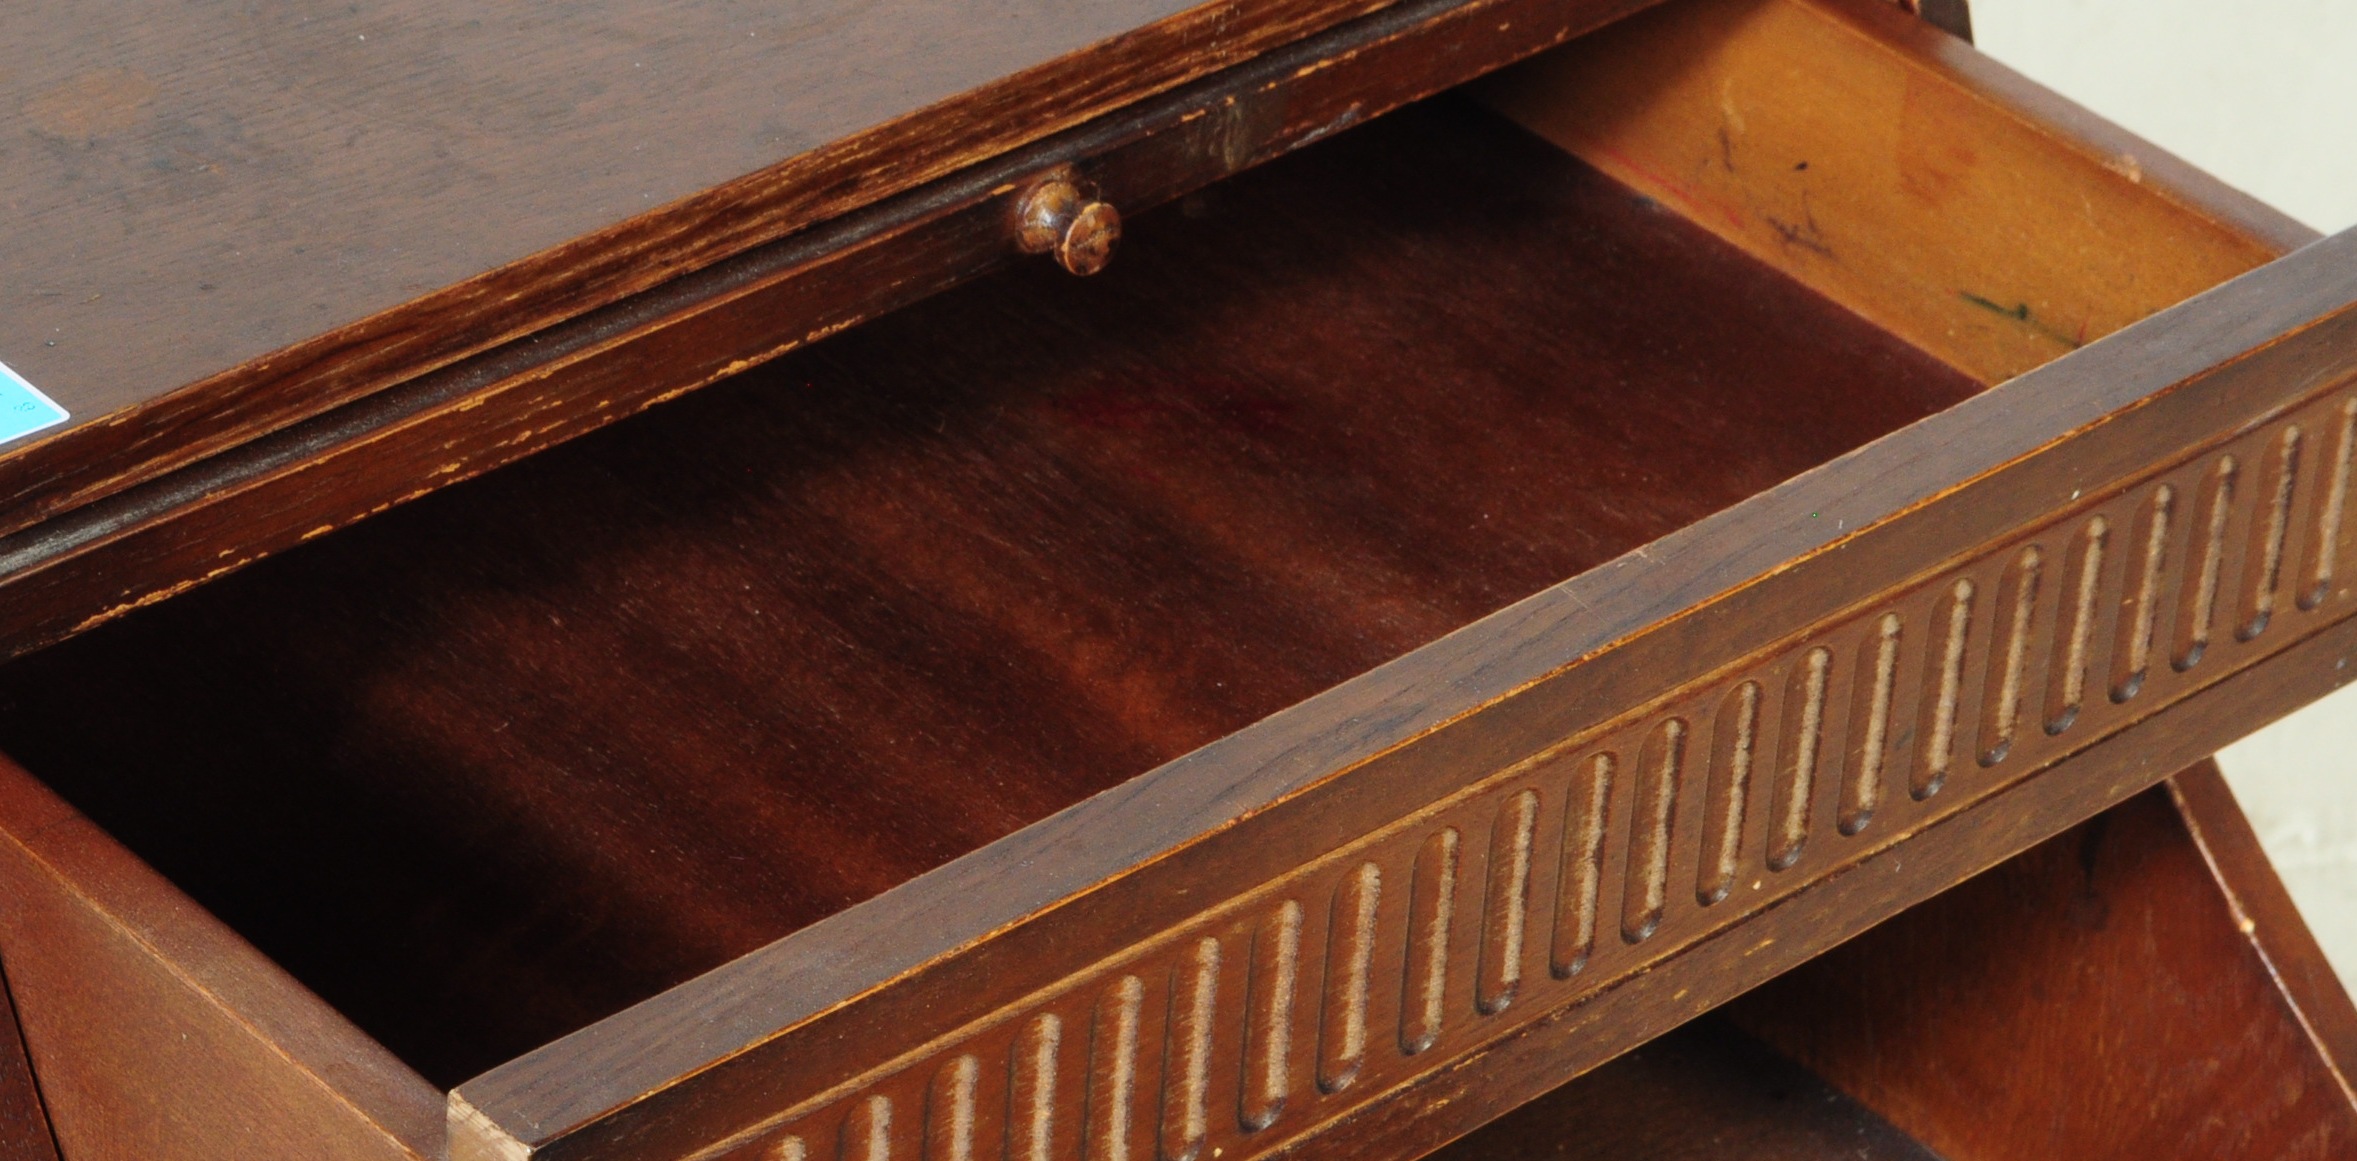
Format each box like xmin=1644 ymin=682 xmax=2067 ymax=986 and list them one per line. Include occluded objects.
xmin=1277 ymin=608 xmax=2357 ymax=1161
xmin=0 ymin=0 xmax=1622 ymax=516
xmin=5 ymin=2 xmax=2357 ymax=1158
xmin=7 ymin=115 xmax=2356 ymax=1161
xmin=0 ymin=0 xmax=1663 ymax=594
xmin=703 ymin=362 xmax=2357 ymax=1161
xmin=1421 ymin=764 xmax=2357 ymax=1161
xmin=0 ymin=99 xmax=1976 ymax=1086
xmin=1 ymin=0 xmax=2288 ymax=669
xmin=0 ymin=0 xmax=1680 ymax=668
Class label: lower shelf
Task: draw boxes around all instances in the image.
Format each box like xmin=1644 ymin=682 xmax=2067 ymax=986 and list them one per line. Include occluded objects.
xmin=1439 ymin=1017 xmax=1940 ymax=1161
xmin=1426 ymin=762 xmax=2357 ymax=1161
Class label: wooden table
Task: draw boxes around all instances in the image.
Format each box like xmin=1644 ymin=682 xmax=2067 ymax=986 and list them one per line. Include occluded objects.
xmin=0 ymin=0 xmax=2351 ymax=1157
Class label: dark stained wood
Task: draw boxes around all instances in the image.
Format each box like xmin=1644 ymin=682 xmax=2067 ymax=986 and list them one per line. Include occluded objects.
xmin=0 ymin=0 xmax=2282 ymax=669
xmin=0 ymin=99 xmax=1979 ymax=1089
xmin=1729 ymin=775 xmax=2357 ymax=1159
xmin=0 ymin=755 xmax=440 ymax=1160
xmin=0 ymin=951 xmax=58 ymax=1161
xmin=0 ymin=0 xmax=1663 ymax=662
xmin=1430 ymin=1017 xmax=1941 ymax=1161
xmin=0 ymin=1 xmax=2351 ymax=1156
xmin=0 ymin=0 xmax=1632 ymax=527
xmin=1430 ymin=764 xmax=2355 ymax=1161
xmin=413 ymin=214 xmax=2357 ymax=1160
xmin=1264 ymin=594 xmax=2357 ymax=1161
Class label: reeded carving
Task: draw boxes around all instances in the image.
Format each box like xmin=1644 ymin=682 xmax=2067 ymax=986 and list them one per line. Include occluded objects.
xmin=1620 ymin=718 xmax=1686 ymax=941
xmin=698 ymin=386 xmax=2357 ymax=1161
xmin=1400 ymin=829 xmax=1460 ymax=1055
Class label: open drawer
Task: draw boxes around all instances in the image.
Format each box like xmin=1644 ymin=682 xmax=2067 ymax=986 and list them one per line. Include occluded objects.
xmin=1 ymin=1 xmax=2355 ymax=1158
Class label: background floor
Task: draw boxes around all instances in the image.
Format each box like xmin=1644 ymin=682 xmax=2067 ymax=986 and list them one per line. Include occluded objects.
xmin=1970 ymin=0 xmax=2357 ymax=986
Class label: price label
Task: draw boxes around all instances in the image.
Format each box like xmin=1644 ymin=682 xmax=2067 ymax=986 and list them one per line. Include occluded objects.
xmin=0 ymin=361 xmax=68 ymax=446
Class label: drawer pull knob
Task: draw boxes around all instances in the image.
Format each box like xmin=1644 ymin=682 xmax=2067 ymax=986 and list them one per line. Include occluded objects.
xmin=1016 ymin=178 xmax=1121 ymax=276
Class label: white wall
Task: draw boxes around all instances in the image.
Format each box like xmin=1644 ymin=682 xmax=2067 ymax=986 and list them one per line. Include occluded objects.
xmin=1973 ymin=1 xmax=2357 ymax=234
xmin=1970 ymin=0 xmax=2357 ymax=983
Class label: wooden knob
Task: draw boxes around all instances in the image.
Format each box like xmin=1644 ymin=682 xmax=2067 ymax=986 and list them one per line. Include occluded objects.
xmin=1016 ymin=178 xmax=1121 ymax=276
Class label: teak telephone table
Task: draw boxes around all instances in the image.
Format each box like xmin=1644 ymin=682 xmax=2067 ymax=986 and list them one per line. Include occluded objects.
xmin=0 ymin=0 xmax=2353 ymax=1157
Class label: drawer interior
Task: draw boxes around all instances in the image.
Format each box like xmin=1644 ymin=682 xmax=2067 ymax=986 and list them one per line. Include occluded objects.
xmin=0 ymin=0 xmax=2301 ymax=1115
xmin=0 ymin=96 xmax=1978 ymax=1087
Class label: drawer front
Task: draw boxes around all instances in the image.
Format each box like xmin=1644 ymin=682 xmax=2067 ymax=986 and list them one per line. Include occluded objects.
xmin=451 ymin=214 xmax=2357 ymax=1158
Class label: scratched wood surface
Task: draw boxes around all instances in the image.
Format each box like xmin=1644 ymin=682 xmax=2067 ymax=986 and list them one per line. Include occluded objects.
xmin=0 ymin=97 xmax=1978 ymax=1088
xmin=0 ymin=0 xmax=1667 ymax=554
xmin=0 ymin=0 xmax=1264 ymax=417
xmin=4 ymin=2 xmax=2357 ymax=1158
xmin=423 ymin=214 xmax=2357 ymax=1159
xmin=0 ymin=0 xmax=1662 ymax=662
xmin=0 ymin=0 xmax=2303 ymax=671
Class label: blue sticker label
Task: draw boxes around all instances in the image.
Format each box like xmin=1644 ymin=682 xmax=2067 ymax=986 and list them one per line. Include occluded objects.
xmin=0 ymin=361 xmax=69 ymax=446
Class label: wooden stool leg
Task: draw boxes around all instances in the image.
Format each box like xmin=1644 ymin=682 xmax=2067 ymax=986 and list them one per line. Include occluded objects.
xmin=1727 ymin=759 xmax=2357 ymax=1160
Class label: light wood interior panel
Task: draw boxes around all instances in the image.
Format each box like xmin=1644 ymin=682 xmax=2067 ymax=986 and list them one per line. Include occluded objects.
xmin=1480 ymin=0 xmax=2311 ymax=386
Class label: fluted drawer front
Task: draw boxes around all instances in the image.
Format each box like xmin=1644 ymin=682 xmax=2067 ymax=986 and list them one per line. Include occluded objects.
xmin=681 ymin=369 xmax=2357 ymax=1161
xmin=445 ymin=44 xmax=2357 ymax=1161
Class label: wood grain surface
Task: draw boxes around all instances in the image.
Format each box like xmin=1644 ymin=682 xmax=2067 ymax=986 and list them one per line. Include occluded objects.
xmin=1443 ymin=765 xmax=2356 ymax=1161
xmin=1268 ymin=604 xmax=2357 ymax=1161
xmin=0 ymin=949 xmax=56 ymax=1161
xmin=1 ymin=1 xmax=2352 ymax=1155
xmin=0 ymin=0 xmax=1660 ymax=661
xmin=0 ymin=0 xmax=1667 ymax=556
xmin=0 ymin=99 xmax=1977 ymax=1089
xmin=1480 ymin=0 xmax=2313 ymax=387
xmin=428 ymin=214 xmax=2357 ymax=1159
xmin=0 ymin=140 xmax=2344 ymax=1161
xmin=4 ymin=144 xmax=2338 ymax=1158
xmin=0 ymin=0 xmax=1386 ymax=478
xmin=0 ymin=0 xmax=2268 ymax=674
xmin=1732 ymin=772 xmax=2357 ymax=1159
